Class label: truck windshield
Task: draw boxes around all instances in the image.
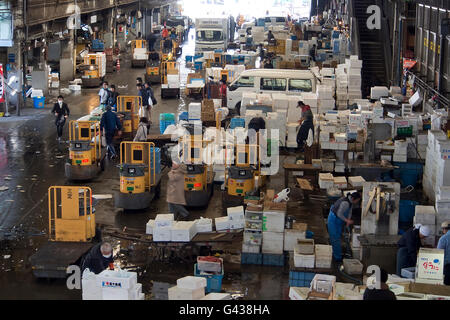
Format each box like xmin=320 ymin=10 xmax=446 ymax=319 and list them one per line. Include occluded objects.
xmin=197 ymin=30 xmax=223 ymax=41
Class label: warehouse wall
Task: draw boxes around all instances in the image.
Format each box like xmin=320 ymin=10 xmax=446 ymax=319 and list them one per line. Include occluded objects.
xmin=414 ymin=2 xmax=450 ymax=95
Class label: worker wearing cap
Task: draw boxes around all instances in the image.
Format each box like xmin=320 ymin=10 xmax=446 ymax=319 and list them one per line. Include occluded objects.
xmin=396 ymin=224 xmax=431 ymax=277
xmin=327 ymin=192 xmax=362 ymax=263
xmin=81 ymin=242 xmax=114 ymax=274
xmin=437 ymin=221 xmax=450 ymax=285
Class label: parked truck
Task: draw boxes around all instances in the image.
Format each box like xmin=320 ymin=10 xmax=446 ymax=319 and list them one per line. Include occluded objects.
xmin=195 ymin=17 xmax=230 ymax=54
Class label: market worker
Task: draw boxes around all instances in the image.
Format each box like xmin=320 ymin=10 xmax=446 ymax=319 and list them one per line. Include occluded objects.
xmin=327 ymin=192 xmax=361 ymax=263
xmin=437 ymin=221 xmax=450 ymax=285
xmin=81 ymin=242 xmax=114 ymax=274
xmin=167 ymin=157 xmax=189 ymax=221
xmin=296 ymin=101 xmax=314 ymax=152
xmin=162 ymin=26 xmax=169 ymax=39
xmin=396 ymin=224 xmax=431 ymax=276
xmin=363 ymin=268 xmax=396 ymax=300
xmin=267 ymin=30 xmax=276 ymax=45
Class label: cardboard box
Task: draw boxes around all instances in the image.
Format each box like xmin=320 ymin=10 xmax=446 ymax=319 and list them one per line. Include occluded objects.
xmin=416 ymin=248 xmax=445 ymax=281
xmin=215 ymin=217 xmax=230 ymax=231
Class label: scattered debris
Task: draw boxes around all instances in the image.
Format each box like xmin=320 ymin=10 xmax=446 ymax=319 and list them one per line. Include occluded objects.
xmin=3 ymin=255 xmax=11 ymax=259
xmin=0 ymin=186 xmax=9 ymax=191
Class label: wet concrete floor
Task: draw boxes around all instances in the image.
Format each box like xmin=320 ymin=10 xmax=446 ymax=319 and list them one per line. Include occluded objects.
xmin=0 ymin=30 xmax=332 ymax=300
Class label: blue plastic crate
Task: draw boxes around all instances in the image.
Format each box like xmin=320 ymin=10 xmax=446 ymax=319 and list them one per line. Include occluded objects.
xmin=194 ymin=61 xmax=203 ymax=71
xmin=230 ymin=118 xmax=245 ymax=129
xmin=289 ymin=279 xmax=312 ymax=287
xmin=241 ymin=253 xmax=262 ymax=265
xmin=289 ymin=271 xmax=316 ymax=281
xmin=160 ymin=113 xmax=175 ymax=121
xmin=159 ymin=120 xmax=175 ymax=134
xmin=185 ymin=56 xmax=193 ymax=63
xmin=399 ymin=200 xmax=418 ymax=223
xmin=262 ymin=254 xmax=285 ymax=267
xmin=194 ymin=264 xmax=224 ymax=293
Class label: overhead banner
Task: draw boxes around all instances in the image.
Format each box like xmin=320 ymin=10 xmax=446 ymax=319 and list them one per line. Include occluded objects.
xmin=403 ymin=59 xmax=417 ymax=70
xmin=0 ymin=64 xmax=4 ymax=103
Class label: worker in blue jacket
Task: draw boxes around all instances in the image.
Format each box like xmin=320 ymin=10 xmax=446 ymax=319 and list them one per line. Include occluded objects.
xmin=327 ymin=192 xmax=361 ymax=263
xmin=396 ymin=224 xmax=431 ymax=276
xmin=100 ymin=105 xmax=122 ymax=160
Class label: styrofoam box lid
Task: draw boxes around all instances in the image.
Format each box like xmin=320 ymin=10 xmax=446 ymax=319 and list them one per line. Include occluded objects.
xmin=227 ymin=206 xmax=244 ymax=215
xmin=215 ymin=216 xmax=230 ymax=223
xmin=155 ymin=214 xmax=174 ymax=221
xmin=415 ymin=205 xmax=436 ymax=215
xmin=177 ymin=276 xmax=207 ymax=290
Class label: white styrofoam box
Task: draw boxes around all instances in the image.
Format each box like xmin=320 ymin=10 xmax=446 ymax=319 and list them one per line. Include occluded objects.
xmin=416 ymin=248 xmax=445 ymax=281
xmin=409 ymin=90 xmax=423 ymax=107
xmin=201 ymin=293 xmax=232 ymax=300
xmin=215 ymin=216 xmax=230 ymax=231
xmin=287 ymin=123 xmax=299 ymax=143
xmin=82 ymin=270 xmax=102 ymax=300
xmin=417 ymin=133 xmax=428 ymax=145
xmin=349 ymin=113 xmax=361 ymax=126
xmin=101 ymin=283 xmax=142 ymax=300
xmin=272 ymin=93 xmax=289 ymax=110
xmin=195 ymin=218 xmax=213 ymax=233
xmin=153 ymin=226 xmax=172 ymax=242
xmin=284 ymin=229 xmax=307 ymax=251
xmin=263 ymin=211 xmax=286 ymax=233
xmin=343 ymin=259 xmax=364 ymax=275
xmin=414 ymin=206 xmax=436 ymax=225
xmin=319 ymin=99 xmax=336 ymax=109
xmin=97 ymin=270 xmax=138 ymax=290
xmin=177 ymin=276 xmax=207 ymax=290
xmin=69 ymin=84 xmax=82 ymax=91
xmin=334 ymin=133 xmax=347 ymax=143
xmin=438 ymin=186 xmax=450 ymax=199
xmin=168 ymin=286 xmax=205 ymax=300
xmin=262 ymin=231 xmax=284 ymax=254
xmin=171 ymin=221 xmax=197 ymax=242
xmin=242 ymin=243 xmax=261 ymax=253
xmin=315 ymin=244 xmax=332 ymax=268
xmin=155 ymin=214 xmax=175 ymax=228
xmin=370 ymin=86 xmax=389 ymax=99
xmin=316 ymin=85 xmax=334 ymax=100
xmin=310 ymin=274 xmax=336 ymax=295
xmin=348 ymin=176 xmax=365 ymax=188
xmin=351 ymin=233 xmax=361 ymax=248
xmin=227 ymin=206 xmax=245 ymax=221
xmin=319 ymin=173 xmax=334 ymax=189
xmin=289 ymin=287 xmax=309 ymax=300
xmin=294 ymin=252 xmax=315 ymax=268
xmin=146 ymin=219 xmax=155 ymax=235
xmin=394 ymin=140 xmax=408 ymax=154
xmin=230 ymin=219 xmax=245 ymax=230
xmin=188 ymin=103 xmax=202 ymax=119
xmin=334 ymin=176 xmax=348 ymax=189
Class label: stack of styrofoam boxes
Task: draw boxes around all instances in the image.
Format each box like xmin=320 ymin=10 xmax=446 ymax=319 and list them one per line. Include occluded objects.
xmin=262 ymin=209 xmax=285 ymax=255
xmin=393 ymin=140 xmax=408 ymax=162
xmin=284 ymin=222 xmax=307 ymax=252
xmin=96 ymin=270 xmax=144 ymax=300
xmin=414 ymin=206 xmax=437 ymax=247
xmin=227 ymin=206 xmax=245 ymax=230
xmin=171 ymin=221 xmax=197 ymax=242
xmin=267 ymin=112 xmax=287 ymax=147
xmin=245 ymin=110 xmax=264 ymax=128
xmin=195 ymin=218 xmax=213 ymax=233
xmin=333 ymin=176 xmax=348 ymax=189
xmin=372 ymin=105 xmax=384 ymax=124
xmin=50 ymin=72 xmax=60 ymax=89
xmin=346 ymin=56 xmax=362 ymax=103
xmin=152 ymin=282 xmax=173 ymax=300
xmin=169 ymin=276 xmax=206 ymax=300
xmin=133 ymin=48 xmax=148 ymax=60
xmin=319 ymin=122 xmax=336 ymax=150
xmin=402 ymin=104 xmax=413 ymax=117
xmin=321 ymin=68 xmax=336 ymax=102
xmin=423 ymin=130 xmax=448 ymax=201
xmin=153 ymin=214 xmax=174 ymax=242
xmin=167 ymin=74 xmax=180 ymax=89
xmin=336 ymin=64 xmax=348 ymax=109
xmin=317 ymin=85 xmax=335 ymax=114
xmin=351 ymin=225 xmax=361 ymax=260
xmin=298 ymin=40 xmax=310 ymax=55
xmin=286 ymin=123 xmax=299 ymax=148
xmin=188 ymin=102 xmax=202 ymax=123
xmin=416 ymin=131 xmax=428 ymax=160
xmin=360 ymin=110 xmax=373 ymax=129
xmin=301 ymin=92 xmax=319 ymax=114
xmin=243 ymin=206 xmax=263 ymax=254
xmin=241 ymin=91 xmax=257 ymax=116
xmin=436 ymin=187 xmax=450 ymax=235
xmin=294 ymin=239 xmax=315 ymax=268
xmin=333 ymin=132 xmax=348 ymax=151
xmin=315 ymin=244 xmax=332 ymax=268
xmin=319 ymin=173 xmax=334 ymax=190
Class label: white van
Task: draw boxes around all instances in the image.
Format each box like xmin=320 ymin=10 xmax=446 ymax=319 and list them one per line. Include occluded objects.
xmin=227 ymin=69 xmax=317 ymax=114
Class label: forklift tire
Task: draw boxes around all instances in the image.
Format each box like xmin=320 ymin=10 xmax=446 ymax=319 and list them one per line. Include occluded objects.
xmin=100 ymin=157 xmax=106 ymax=172
xmin=154 ymin=183 xmax=161 ymax=200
